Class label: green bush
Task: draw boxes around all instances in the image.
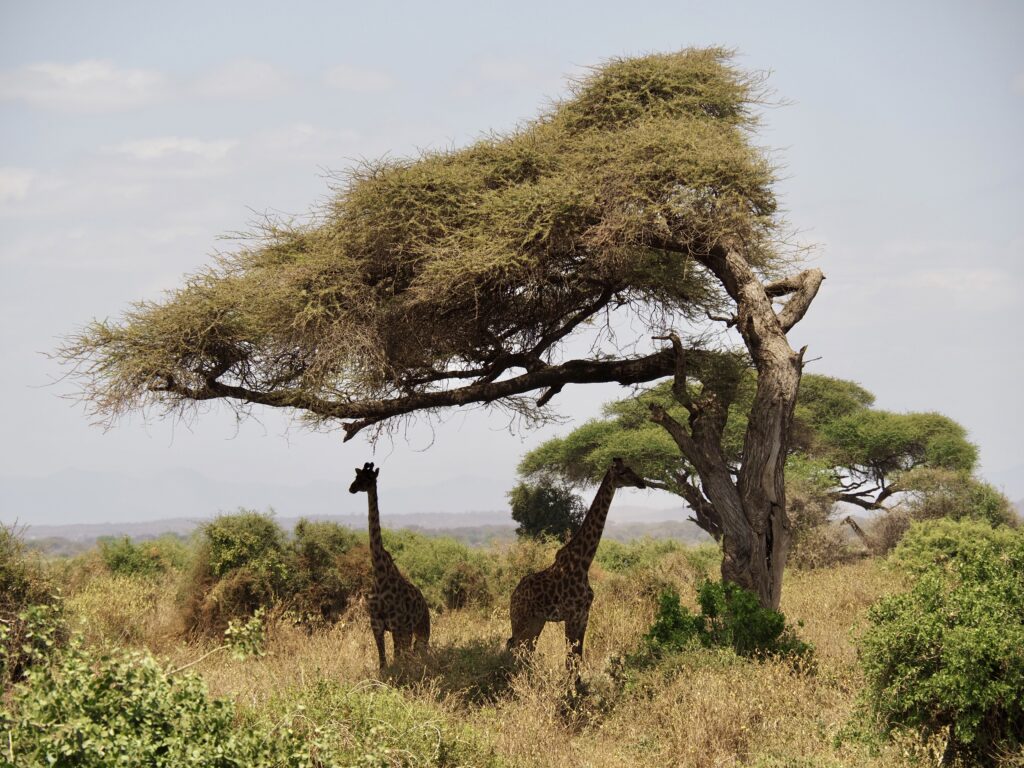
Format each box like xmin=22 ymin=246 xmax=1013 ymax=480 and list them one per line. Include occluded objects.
xmin=264 ymin=680 xmax=503 ymax=766
xmin=862 ymin=520 xmax=1024 ymax=762
xmin=636 ymin=581 xmax=811 ymax=664
xmin=3 ymin=638 xmax=308 ymax=767
xmin=184 ymin=511 xmax=290 ymax=635
xmin=98 ymin=534 xmax=188 ymax=577
xmin=595 ymin=538 xmax=683 ymax=572
xmin=889 ymin=518 xmax=1020 ymax=576
xmin=440 ymin=560 xmax=492 ymax=610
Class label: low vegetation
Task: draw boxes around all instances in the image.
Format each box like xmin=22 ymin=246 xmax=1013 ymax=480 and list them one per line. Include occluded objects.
xmin=3 ymin=490 xmax=1021 ymax=767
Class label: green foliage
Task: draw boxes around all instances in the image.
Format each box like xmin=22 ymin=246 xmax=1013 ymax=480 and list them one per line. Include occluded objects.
xmin=889 ymin=518 xmax=1020 ymax=577
xmin=518 ymin=373 xmax=980 ymax=545
xmin=508 ymin=477 xmax=586 ymax=540
xmin=224 ymin=607 xmax=267 ymax=660
xmin=98 ymin=534 xmax=188 ymax=577
xmin=861 ymin=521 xmax=1024 ymax=762
xmin=262 ymin=680 xmax=504 ymax=767
xmin=595 ymin=538 xmax=684 ymax=572
xmin=186 ymin=513 xmax=373 ymax=635
xmin=636 ymin=582 xmax=811 ymax=665
xmin=820 ymin=410 xmax=976 ymax=479
xmin=185 ymin=511 xmax=290 ymax=635
xmin=440 ymin=560 xmax=492 ymax=610
xmin=202 ymin=511 xmax=290 ymax=583
xmin=2 ymin=638 xmax=309 ymax=767
xmin=898 ymin=467 xmax=1015 ymax=528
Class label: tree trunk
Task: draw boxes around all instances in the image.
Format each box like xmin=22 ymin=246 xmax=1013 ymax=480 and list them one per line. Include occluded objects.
xmin=651 ymin=245 xmax=822 ymax=610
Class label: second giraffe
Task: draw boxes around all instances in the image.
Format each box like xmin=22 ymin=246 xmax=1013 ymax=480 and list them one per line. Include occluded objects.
xmin=507 ymin=457 xmax=646 ymax=670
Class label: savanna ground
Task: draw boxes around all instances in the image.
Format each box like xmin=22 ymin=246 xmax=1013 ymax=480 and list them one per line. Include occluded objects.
xmin=24 ymin=529 xmax=946 ymax=768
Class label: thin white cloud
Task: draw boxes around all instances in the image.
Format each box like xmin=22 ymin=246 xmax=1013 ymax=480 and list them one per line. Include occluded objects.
xmin=323 ymin=64 xmax=396 ymax=92
xmin=450 ymin=54 xmax=568 ymax=102
xmin=905 ymin=266 xmax=1018 ymax=312
xmin=194 ymin=59 xmax=290 ymax=100
xmin=0 ymin=60 xmax=166 ymax=111
xmin=0 ymin=168 xmax=37 ymax=204
xmin=109 ymin=136 xmax=239 ymax=162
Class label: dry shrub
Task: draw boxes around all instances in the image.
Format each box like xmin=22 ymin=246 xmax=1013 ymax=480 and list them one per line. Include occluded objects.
xmin=789 ymin=523 xmax=861 ymax=570
xmin=65 ymin=572 xmax=180 ymax=649
xmin=866 ymin=511 xmax=911 ymax=556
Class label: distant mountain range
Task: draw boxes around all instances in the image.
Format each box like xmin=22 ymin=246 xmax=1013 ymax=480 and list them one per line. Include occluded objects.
xmin=0 ymin=467 xmax=687 ymax=531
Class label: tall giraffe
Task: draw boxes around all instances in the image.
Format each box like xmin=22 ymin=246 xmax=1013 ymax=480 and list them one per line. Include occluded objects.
xmin=507 ymin=458 xmax=646 ymax=671
xmin=349 ymin=462 xmax=430 ymax=670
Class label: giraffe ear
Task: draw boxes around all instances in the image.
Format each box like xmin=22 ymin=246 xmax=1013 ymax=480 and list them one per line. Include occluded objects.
xmin=373 ymin=468 xmax=380 ymax=477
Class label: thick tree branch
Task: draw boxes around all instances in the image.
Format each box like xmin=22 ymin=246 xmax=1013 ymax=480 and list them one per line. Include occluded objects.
xmin=168 ymin=348 xmax=681 ymax=440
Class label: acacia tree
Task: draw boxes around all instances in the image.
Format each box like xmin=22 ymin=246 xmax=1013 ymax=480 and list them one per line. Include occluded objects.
xmin=62 ymin=49 xmax=823 ymax=608
xmin=516 ymin=373 xmax=981 ymax=537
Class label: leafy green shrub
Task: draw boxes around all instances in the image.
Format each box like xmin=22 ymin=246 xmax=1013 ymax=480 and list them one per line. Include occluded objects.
xmin=98 ymin=534 xmax=188 ymax=577
xmin=636 ymin=582 xmax=811 ymax=665
xmin=184 ymin=511 xmax=290 ymax=636
xmin=203 ymin=511 xmax=290 ymax=582
xmin=861 ymin=521 xmax=1024 ymax=762
xmin=3 ymin=638 xmax=308 ymax=767
xmin=263 ymin=679 xmax=503 ymax=767
xmin=889 ymin=518 xmax=1020 ymax=576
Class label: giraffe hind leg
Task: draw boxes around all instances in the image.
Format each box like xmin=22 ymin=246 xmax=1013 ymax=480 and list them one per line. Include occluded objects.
xmin=393 ymin=631 xmax=413 ymax=660
xmin=508 ymin=615 xmax=545 ymax=656
xmin=413 ymin=611 xmax=430 ymax=653
xmin=370 ymin=616 xmax=387 ymax=672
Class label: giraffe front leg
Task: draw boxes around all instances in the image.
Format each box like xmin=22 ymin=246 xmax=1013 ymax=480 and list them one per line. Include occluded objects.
xmin=370 ymin=615 xmax=387 ymax=671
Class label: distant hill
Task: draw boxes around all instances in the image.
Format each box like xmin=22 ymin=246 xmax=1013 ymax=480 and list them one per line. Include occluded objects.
xmin=0 ymin=468 xmax=686 ymax=529
xmin=21 ymin=512 xmax=710 ymax=555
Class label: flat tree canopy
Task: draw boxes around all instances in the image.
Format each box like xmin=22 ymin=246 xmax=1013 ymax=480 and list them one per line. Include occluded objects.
xmin=62 ymin=49 xmax=783 ymax=437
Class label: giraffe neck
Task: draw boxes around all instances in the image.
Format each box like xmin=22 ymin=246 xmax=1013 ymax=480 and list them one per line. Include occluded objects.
xmin=564 ymin=469 xmax=617 ymax=571
xmin=366 ymin=485 xmax=389 ymax=576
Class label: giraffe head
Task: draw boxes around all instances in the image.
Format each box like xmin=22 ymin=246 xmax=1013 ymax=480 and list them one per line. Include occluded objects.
xmin=609 ymin=457 xmax=646 ymax=489
xmin=349 ymin=462 xmax=380 ymax=494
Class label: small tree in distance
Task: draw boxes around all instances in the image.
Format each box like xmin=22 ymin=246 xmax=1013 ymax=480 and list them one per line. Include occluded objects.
xmin=509 ymin=478 xmax=586 ymax=540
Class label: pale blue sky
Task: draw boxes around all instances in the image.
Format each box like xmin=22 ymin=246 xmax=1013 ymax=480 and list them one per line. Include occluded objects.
xmin=1 ymin=0 xmax=1022 ymax=524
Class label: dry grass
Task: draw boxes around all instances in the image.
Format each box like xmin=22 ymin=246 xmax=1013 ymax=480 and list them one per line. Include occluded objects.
xmin=62 ymin=545 xmax=928 ymax=767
